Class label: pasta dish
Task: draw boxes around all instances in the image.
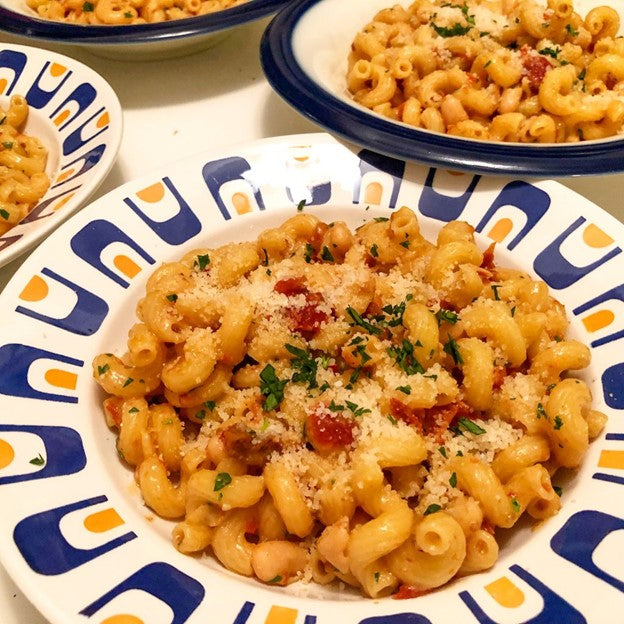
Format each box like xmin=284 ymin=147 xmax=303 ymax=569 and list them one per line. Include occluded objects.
xmin=347 ymin=0 xmax=624 ymax=143
xmin=26 ymin=0 xmax=248 ymax=24
xmin=0 ymin=95 xmax=49 ymax=236
xmin=93 ymin=207 xmax=606 ymax=598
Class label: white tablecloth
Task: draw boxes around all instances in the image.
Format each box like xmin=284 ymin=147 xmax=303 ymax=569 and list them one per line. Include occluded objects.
xmin=1 ymin=17 xmax=624 ymax=622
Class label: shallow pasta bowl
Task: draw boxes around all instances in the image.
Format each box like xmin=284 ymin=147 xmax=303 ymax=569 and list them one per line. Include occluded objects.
xmin=0 ymin=0 xmax=290 ymax=61
xmin=0 ymin=132 xmax=622 ymax=623
xmin=260 ymin=0 xmax=624 ymax=176
xmin=0 ymin=42 xmax=122 ymax=269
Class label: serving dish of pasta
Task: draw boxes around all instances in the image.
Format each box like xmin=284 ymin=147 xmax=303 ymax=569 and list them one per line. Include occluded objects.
xmin=261 ymin=0 xmax=624 ymax=175
xmin=0 ymin=0 xmax=290 ymax=60
xmin=0 ymin=43 xmax=122 ymax=269
xmin=0 ymin=133 xmax=622 ymax=622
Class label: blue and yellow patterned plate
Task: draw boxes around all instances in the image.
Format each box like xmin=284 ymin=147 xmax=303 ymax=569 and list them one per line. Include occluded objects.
xmin=0 ymin=133 xmax=622 ymax=623
xmin=0 ymin=42 xmax=122 ymax=269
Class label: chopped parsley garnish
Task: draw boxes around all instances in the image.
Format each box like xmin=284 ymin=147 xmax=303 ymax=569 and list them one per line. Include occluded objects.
xmin=565 ymin=23 xmax=579 ymax=36
xmin=29 ymin=453 xmax=45 ymax=466
xmin=396 ymin=385 xmax=411 ymax=395
xmin=319 ymin=381 xmax=331 ymax=392
xmin=285 ymin=343 xmax=318 ymax=389
xmin=268 ymin=575 xmax=282 ymax=584
xmin=424 ymin=503 xmax=442 ymax=515
xmin=511 ymin=305 xmax=516 ymax=317
xmin=537 ymin=402 xmax=547 ymax=419
xmin=163 ymin=418 xmax=173 ymax=425
xmin=166 ymin=293 xmax=178 ymax=302
xmin=320 ymin=246 xmax=335 ymax=262
xmin=491 ymin=284 xmax=501 ymax=300
xmin=213 ymin=472 xmax=232 ymax=491
xmin=123 ymin=377 xmax=134 ymax=387
xmin=124 ymin=10 xmax=132 ymax=16
xmin=261 ymin=248 xmax=269 ymax=266
xmin=97 ymin=363 xmax=110 ymax=376
xmin=328 ymin=400 xmax=345 ymax=411
xmin=457 ymin=417 xmax=486 ymax=435
xmin=195 ymin=253 xmax=210 ymax=271
xmin=2 ymin=141 xmax=13 ymax=149
xmin=387 ymin=339 xmax=425 ymax=375
xmin=483 ymin=60 xmax=492 ymax=68
xmin=373 ymin=216 xmax=389 ymax=222
xmin=0 ymin=209 xmax=9 ymax=220
xmin=195 ymin=409 xmax=206 ymax=420
xmin=345 ymin=400 xmax=371 ymax=417
xmin=449 ymin=472 xmax=457 ymax=488
xmin=347 ymin=306 xmax=381 ymax=335
xmin=546 ymin=383 xmax=556 ymax=394
xmin=374 ymin=571 xmax=380 ymax=582
xmin=349 ymin=367 xmax=362 ymax=385
xmin=400 ymin=240 xmax=410 ymax=249
xmin=380 ymin=301 xmax=407 ymax=327
xmin=432 ymin=22 xmax=472 ymax=37
xmin=387 ymin=414 xmax=398 ymax=426
xmin=370 ymin=243 xmax=379 ymax=257
xmin=553 ymin=415 xmax=564 ymax=430
xmin=304 ymin=243 xmax=315 ymax=263
xmin=443 ymin=337 xmax=463 ymax=365
xmin=0 ymin=116 xmax=5 ymax=125
xmin=128 ymin=406 xmax=139 ymax=413
xmin=204 ymin=400 xmax=216 ymax=410
xmin=82 ymin=1 xmax=94 ymax=10
xmin=297 ymin=199 xmax=306 ymax=211
xmin=435 ymin=309 xmax=458 ymax=324
xmin=511 ymin=497 xmax=521 ymax=512
xmin=539 ymin=46 xmax=560 ymax=58
xmin=578 ymin=68 xmax=586 ymax=80
xmin=553 ymin=485 xmax=563 ymax=497
xmin=259 ymin=364 xmax=287 ymax=411
xmin=438 ymin=446 xmax=447 ymax=458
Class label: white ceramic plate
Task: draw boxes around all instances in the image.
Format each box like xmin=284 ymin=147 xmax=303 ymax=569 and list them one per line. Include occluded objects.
xmin=0 ymin=133 xmax=622 ymax=624
xmin=260 ymin=0 xmax=624 ymax=176
xmin=0 ymin=0 xmax=289 ymax=61
xmin=0 ymin=42 xmax=122 ymax=269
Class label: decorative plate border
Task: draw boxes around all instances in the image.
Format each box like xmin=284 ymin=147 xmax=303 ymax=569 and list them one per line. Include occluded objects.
xmin=0 ymin=42 xmax=122 ymax=268
xmin=259 ymin=0 xmax=624 ymax=177
xmin=0 ymin=133 xmax=622 ymax=624
xmin=0 ymin=0 xmax=289 ymax=45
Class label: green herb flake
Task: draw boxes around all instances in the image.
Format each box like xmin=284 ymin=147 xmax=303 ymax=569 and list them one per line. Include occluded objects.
xmin=345 ymin=400 xmax=371 ymax=417
xmin=297 ymin=199 xmax=306 ymax=211
xmin=2 ymin=141 xmax=13 ymax=149
xmin=370 ymin=243 xmax=379 ymax=258
xmin=565 ymin=23 xmax=579 ymax=36
xmin=539 ymin=46 xmax=560 ymax=58
xmin=387 ymin=339 xmax=425 ymax=375
xmin=261 ymin=248 xmax=269 ymax=266
xmin=432 ymin=22 xmax=471 ymax=37
xmin=29 ymin=453 xmax=45 ymax=466
xmin=443 ymin=337 xmax=464 ymax=365
xmin=321 ymin=246 xmax=335 ymax=262
xmin=346 ymin=306 xmax=381 ymax=335
xmin=424 ymin=503 xmax=442 ymax=515
xmin=259 ymin=364 xmax=288 ymax=411
xmin=329 ymin=400 xmax=345 ymax=412
xmin=123 ymin=377 xmax=134 ymax=388
xmin=204 ymin=400 xmax=216 ymax=410
xmin=438 ymin=446 xmax=447 ymax=458
xmin=449 ymin=472 xmax=457 ymax=488
xmin=374 ymin=571 xmax=380 ymax=582
xmin=400 ymin=240 xmax=410 ymax=249
xmin=511 ymin=305 xmax=516 ymax=317
xmin=536 ymin=402 xmax=547 ymax=419
xmin=195 ymin=253 xmax=210 ymax=271
xmin=304 ymin=243 xmax=315 ymax=263
xmin=396 ymin=385 xmax=411 ymax=395
xmin=553 ymin=485 xmax=563 ymax=497
xmin=195 ymin=409 xmax=206 ymax=420
xmin=124 ymin=10 xmax=132 ymax=16
xmin=435 ymin=309 xmax=458 ymax=325
xmin=213 ymin=472 xmax=232 ymax=492
xmin=268 ymin=575 xmax=282 ymax=584
xmin=511 ymin=497 xmax=521 ymax=512
xmin=387 ymin=414 xmax=398 ymax=426
xmin=373 ymin=217 xmax=389 ymax=222
xmin=128 ymin=406 xmax=139 ymax=413
xmin=285 ymin=343 xmax=318 ymax=389
xmin=166 ymin=293 xmax=178 ymax=303
xmin=0 ymin=209 xmax=9 ymax=220
xmin=483 ymin=60 xmax=492 ymax=68
xmin=97 ymin=363 xmax=110 ymax=376
xmin=82 ymin=1 xmax=94 ymax=10
xmin=578 ymin=68 xmax=586 ymax=80
xmin=457 ymin=417 xmax=486 ymax=435
xmin=491 ymin=284 xmax=501 ymax=300
xmin=163 ymin=418 xmax=173 ymax=425
xmin=553 ymin=415 xmax=564 ymax=430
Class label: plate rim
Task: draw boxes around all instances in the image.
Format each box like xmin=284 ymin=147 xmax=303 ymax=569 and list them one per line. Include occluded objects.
xmin=259 ymin=0 xmax=624 ymax=177
xmin=0 ymin=0 xmax=289 ymax=44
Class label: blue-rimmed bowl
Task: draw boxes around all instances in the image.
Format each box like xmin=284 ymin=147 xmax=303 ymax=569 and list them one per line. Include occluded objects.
xmin=260 ymin=0 xmax=624 ymax=177
xmin=0 ymin=0 xmax=289 ymax=60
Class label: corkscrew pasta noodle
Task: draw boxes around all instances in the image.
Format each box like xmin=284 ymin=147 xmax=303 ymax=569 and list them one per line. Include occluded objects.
xmin=346 ymin=0 xmax=624 ymax=143
xmin=0 ymin=96 xmax=50 ymax=235
xmin=93 ymin=206 xmax=606 ymax=598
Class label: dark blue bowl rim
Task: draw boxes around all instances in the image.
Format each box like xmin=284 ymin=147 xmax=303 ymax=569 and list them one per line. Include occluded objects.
xmin=0 ymin=0 xmax=288 ymax=44
xmin=260 ymin=0 xmax=624 ymax=177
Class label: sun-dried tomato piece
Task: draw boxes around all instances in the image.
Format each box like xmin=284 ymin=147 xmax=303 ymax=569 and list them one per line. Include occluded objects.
xmin=306 ymin=407 xmax=355 ymax=453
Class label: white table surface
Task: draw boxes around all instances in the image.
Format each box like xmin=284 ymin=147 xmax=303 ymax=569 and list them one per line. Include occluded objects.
xmin=1 ymin=17 xmax=624 ymax=623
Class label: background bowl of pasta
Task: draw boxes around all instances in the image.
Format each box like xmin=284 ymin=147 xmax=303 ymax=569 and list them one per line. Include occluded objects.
xmin=0 ymin=0 xmax=290 ymax=61
xmin=0 ymin=132 xmax=622 ymax=623
xmin=261 ymin=0 xmax=624 ymax=176
xmin=0 ymin=42 xmax=122 ymax=269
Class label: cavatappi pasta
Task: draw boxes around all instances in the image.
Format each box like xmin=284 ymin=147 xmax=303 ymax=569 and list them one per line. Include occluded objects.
xmin=347 ymin=0 xmax=624 ymax=143
xmin=26 ymin=0 xmax=248 ymax=24
xmin=0 ymin=96 xmax=50 ymax=235
xmin=93 ymin=206 xmax=607 ymax=598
